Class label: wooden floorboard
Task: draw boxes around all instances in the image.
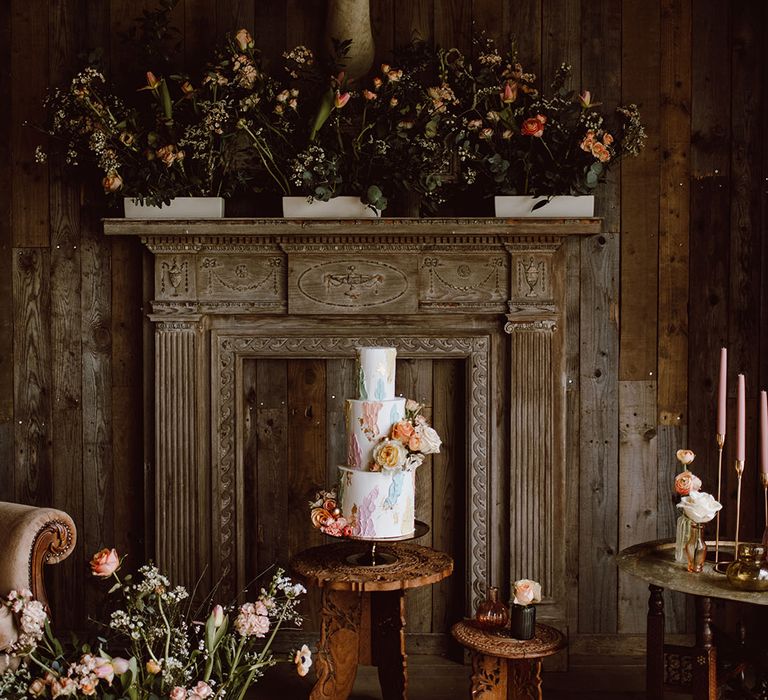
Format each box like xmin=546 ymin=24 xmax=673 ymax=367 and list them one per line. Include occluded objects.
xmin=252 ymin=653 xmax=663 ymax=698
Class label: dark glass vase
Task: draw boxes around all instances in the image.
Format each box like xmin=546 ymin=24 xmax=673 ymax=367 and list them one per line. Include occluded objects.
xmin=510 ymin=603 xmax=536 ymax=640
xmin=475 ymin=586 xmax=509 ymax=631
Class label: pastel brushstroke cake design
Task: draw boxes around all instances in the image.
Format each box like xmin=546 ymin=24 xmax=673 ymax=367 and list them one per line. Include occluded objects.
xmin=309 ymin=346 xmax=442 ymax=541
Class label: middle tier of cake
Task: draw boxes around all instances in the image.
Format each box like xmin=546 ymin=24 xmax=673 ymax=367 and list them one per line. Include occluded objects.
xmin=345 ymin=397 xmax=406 ymax=470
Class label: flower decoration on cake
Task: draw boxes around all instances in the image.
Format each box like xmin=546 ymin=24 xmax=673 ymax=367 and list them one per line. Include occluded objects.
xmin=382 ymin=399 xmax=442 ymax=472
xmin=308 ymin=489 xmax=353 ymax=537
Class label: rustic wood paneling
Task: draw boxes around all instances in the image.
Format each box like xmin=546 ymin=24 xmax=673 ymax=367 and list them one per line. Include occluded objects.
xmin=215 ymin=0 xmax=254 ymax=43
xmin=252 ymin=0 xmax=287 ymax=65
xmin=542 ymin=0 xmax=580 ymax=91
xmin=472 ymin=0 xmax=504 ymax=45
xmin=504 ymin=0 xmax=542 ymax=75
xmin=398 ymin=359 xmax=434 ymax=634
xmin=13 ymin=249 xmax=52 ymax=506
xmin=617 ymin=381 xmax=657 ymax=634
xmin=581 ymin=0 xmax=621 ymax=232
xmin=11 ymin=0 xmax=49 ymax=248
xmin=434 ymin=0 xmax=472 ymax=55
xmin=0 ymin=0 xmax=13 ymax=502
xmin=658 ymin=0 xmax=691 ymax=428
xmin=394 ymin=0 xmax=433 ymax=45
xmin=578 ymin=232 xmax=619 ymax=634
xmin=620 ymin=0 xmax=660 ymax=381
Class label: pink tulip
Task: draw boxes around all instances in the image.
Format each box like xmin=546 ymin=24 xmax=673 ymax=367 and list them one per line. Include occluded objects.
xmin=334 ymin=91 xmax=350 ymax=109
xmin=212 ymin=604 xmax=224 ymax=627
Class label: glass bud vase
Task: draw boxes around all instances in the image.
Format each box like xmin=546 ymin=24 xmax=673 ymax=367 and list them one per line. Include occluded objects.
xmin=675 ymin=514 xmax=692 ymax=563
xmin=510 ymin=604 xmax=536 ymax=640
xmin=685 ymin=522 xmax=707 ymax=573
xmin=475 ymin=586 xmax=509 ymax=631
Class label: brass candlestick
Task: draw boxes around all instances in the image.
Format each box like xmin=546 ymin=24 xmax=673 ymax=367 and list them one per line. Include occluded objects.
xmin=734 ymin=459 xmax=745 ymax=557
xmin=714 ymin=433 xmax=725 ymax=564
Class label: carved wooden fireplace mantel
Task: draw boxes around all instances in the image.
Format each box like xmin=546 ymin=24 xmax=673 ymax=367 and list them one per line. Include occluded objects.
xmin=104 ymin=217 xmax=600 ymax=626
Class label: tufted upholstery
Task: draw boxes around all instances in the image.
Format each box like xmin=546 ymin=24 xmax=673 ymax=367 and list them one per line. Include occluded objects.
xmin=0 ymin=502 xmax=77 ymax=673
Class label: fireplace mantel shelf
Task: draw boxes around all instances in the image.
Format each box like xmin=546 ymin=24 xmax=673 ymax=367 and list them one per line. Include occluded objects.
xmin=103 ymin=216 xmax=601 ymax=239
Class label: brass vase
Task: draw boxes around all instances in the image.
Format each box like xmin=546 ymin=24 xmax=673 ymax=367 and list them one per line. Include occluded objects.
xmin=726 ymin=543 xmax=768 ymax=591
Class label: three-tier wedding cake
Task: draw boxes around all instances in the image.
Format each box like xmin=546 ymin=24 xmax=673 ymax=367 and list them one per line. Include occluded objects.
xmin=309 ymin=346 xmax=442 ymax=540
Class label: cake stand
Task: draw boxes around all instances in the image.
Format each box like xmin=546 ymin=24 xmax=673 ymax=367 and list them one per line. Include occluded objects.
xmin=335 ymin=519 xmax=430 ymax=566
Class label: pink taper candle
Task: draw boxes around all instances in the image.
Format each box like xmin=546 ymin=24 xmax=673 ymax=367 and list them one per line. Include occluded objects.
xmin=717 ymin=348 xmax=727 ymax=436
xmin=761 ymin=391 xmax=768 ymax=476
xmin=737 ymin=374 xmax=746 ymax=462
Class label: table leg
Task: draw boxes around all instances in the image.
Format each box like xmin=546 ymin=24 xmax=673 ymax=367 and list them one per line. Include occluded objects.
xmin=469 ymin=652 xmax=507 ymax=699
xmin=371 ymin=589 xmax=407 ymax=700
xmin=507 ymin=658 xmax=543 ymax=700
xmin=646 ymin=584 xmax=665 ymax=700
xmin=691 ymin=595 xmax=717 ymax=700
xmin=311 ymin=589 xmax=362 ymax=700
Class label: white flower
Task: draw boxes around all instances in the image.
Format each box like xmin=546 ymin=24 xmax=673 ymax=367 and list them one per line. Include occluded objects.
xmin=677 ymin=490 xmax=722 ymax=524
xmin=373 ymin=439 xmax=408 ymax=470
xmin=513 ymin=579 xmax=542 ymax=606
xmin=404 ymin=453 xmax=425 ymax=471
xmin=294 ymin=644 xmax=312 ymax=677
xmin=414 ymin=420 xmax=442 ymax=455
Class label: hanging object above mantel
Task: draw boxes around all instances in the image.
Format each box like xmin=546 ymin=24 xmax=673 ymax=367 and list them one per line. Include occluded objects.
xmin=326 ymin=0 xmax=375 ymax=80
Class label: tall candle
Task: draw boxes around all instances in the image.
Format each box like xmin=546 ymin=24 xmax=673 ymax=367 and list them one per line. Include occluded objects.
xmin=737 ymin=373 xmax=746 ymax=462
xmin=717 ymin=347 xmax=727 ymax=437
xmin=761 ymin=390 xmax=768 ymax=475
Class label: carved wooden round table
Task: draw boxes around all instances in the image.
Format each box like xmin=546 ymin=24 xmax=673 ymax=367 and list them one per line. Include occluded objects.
xmin=291 ymin=541 xmax=453 ymax=700
xmin=451 ymin=620 xmax=566 ymax=700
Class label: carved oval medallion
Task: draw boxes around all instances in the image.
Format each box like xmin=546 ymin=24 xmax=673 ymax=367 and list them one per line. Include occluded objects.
xmin=297 ymin=259 xmax=409 ymax=308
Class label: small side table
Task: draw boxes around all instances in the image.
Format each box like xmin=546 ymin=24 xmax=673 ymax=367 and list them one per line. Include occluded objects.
xmin=451 ymin=620 xmax=566 ymax=700
xmin=291 ymin=541 xmax=453 ymax=700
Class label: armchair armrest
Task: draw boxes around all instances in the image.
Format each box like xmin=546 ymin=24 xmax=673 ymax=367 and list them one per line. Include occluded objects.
xmin=0 ymin=502 xmax=77 ymax=610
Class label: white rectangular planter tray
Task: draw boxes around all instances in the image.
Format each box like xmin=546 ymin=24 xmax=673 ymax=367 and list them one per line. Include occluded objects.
xmin=282 ymin=196 xmax=380 ymax=219
xmin=494 ymin=195 xmax=594 ymax=218
xmin=124 ymin=197 xmax=225 ymax=219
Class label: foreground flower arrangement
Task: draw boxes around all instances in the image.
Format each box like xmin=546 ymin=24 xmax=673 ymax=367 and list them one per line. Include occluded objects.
xmin=0 ymin=548 xmax=310 ymax=699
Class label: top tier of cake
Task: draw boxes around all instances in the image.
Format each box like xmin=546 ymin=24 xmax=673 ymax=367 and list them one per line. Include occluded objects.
xmin=356 ymin=347 xmax=397 ymax=401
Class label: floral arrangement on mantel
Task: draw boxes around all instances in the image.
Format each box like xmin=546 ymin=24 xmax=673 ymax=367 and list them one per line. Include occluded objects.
xmin=33 ymin=0 xmax=645 ymax=214
xmin=0 ymin=548 xmax=310 ymax=699
xmin=439 ymin=35 xmax=647 ymax=203
xmin=309 ymin=399 xmax=442 ymax=537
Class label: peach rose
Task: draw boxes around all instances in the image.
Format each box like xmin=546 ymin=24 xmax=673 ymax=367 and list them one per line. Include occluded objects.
xmin=102 ymin=173 xmax=123 ymax=193
xmin=28 ymin=679 xmax=46 ymax=697
xmin=580 ymin=130 xmax=596 ymax=152
xmin=156 ymin=145 xmax=179 ymax=167
xmin=391 ymin=420 xmax=415 ymax=442
xmin=170 ymin=688 xmax=186 ymax=700
xmin=676 ymin=449 xmax=695 ymax=465
xmin=90 ymin=548 xmax=120 ymax=577
xmin=235 ymin=29 xmax=253 ymax=51
xmin=602 ymin=132 xmax=614 ymax=146
xmin=311 ymin=507 xmax=332 ymax=529
xmin=674 ymin=470 xmax=702 ymax=496
xmin=408 ymin=434 xmax=421 ymax=451
xmin=590 ymin=141 xmax=611 ymax=163
xmin=373 ymin=439 xmax=407 ymax=470
xmin=521 ymin=115 xmax=547 ymax=137
xmin=146 ymin=659 xmax=161 ymax=675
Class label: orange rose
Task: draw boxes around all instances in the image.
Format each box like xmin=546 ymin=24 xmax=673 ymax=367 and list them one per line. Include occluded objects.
xmin=102 ymin=173 xmax=123 ymax=193
xmin=520 ymin=114 xmax=547 ymax=137
xmin=674 ymin=470 xmax=702 ymax=496
xmin=580 ymin=130 xmax=596 ymax=152
xmin=90 ymin=548 xmax=120 ymax=577
xmin=391 ymin=421 xmax=414 ymax=442
xmin=408 ymin=434 xmax=421 ymax=451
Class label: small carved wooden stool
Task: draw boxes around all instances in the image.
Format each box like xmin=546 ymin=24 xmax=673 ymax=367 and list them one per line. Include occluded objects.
xmin=451 ymin=620 xmax=566 ymax=699
xmin=291 ymin=541 xmax=453 ymax=700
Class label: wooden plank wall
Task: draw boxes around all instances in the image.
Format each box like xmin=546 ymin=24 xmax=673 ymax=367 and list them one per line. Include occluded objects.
xmin=3 ymin=0 xmax=768 ymax=652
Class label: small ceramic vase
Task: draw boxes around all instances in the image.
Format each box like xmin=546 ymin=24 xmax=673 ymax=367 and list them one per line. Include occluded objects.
xmin=509 ymin=604 xmax=536 ymax=640
xmin=475 ymin=586 xmax=509 ymax=631
xmin=726 ymin=543 xmax=768 ymax=591
xmin=685 ymin=522 xmax=707 ymax=573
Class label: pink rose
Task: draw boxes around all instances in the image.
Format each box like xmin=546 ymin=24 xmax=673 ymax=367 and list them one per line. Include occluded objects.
xmin=190 ymin=681 xmax=213 ymax=699
xmin=407 ymin=434 xmax=421 ymax=451
xmin=90 ymin=548 xmax=120 ymax=577
xmin=170 ymin=688 xmax=186 ymax=700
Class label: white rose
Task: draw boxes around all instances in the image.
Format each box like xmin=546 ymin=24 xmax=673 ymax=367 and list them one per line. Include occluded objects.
xmin=676 ymin=490 xmax=722 ymax=524
xmin=513 ymin=579 xmax=542 ymax=606
xmin=415 ymin=423 xmax=442 ymax=455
